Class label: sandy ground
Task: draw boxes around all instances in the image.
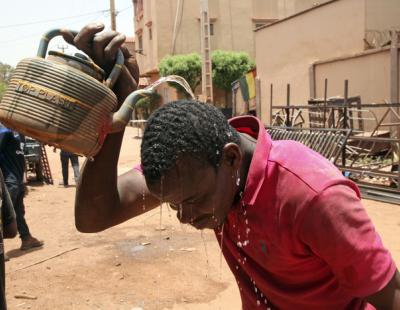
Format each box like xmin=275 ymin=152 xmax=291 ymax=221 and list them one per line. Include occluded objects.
xmin=4 ymin=126 xmax=400 ymax=310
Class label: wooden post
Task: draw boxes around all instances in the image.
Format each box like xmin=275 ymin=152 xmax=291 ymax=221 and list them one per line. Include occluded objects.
xmin=109 ymin=0 xmax=117 ymax=30
xmin=342 ymin=80 xmax=349 ymax=168
xmin=269 ymin=83 xmax=273 ymax=125
xmin=309 ymin=64 xmax=316 ymax=99
xmin=286 ymin=84 xmax=290 ymax=126
xmin=255 ymin=77 xmax=261 ymax=118
xmin=323 ymin=78 xmax=328 ymax=127
xmin=390 ymin=30 xmax=400 ymax=190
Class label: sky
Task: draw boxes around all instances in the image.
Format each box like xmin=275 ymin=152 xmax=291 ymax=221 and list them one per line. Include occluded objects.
xmin=0 ymin=0 xmax=135 ymax=67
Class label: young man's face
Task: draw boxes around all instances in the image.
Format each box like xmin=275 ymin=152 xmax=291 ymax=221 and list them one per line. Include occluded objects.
xmin=147 ymin=155 xmax=238 ymax=230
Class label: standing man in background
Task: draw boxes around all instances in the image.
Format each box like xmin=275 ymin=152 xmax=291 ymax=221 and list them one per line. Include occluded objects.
xmin=59 ymin=150 xmax=80 ymax=187
xmin=0 ymin=124 xmax=43 ymax=251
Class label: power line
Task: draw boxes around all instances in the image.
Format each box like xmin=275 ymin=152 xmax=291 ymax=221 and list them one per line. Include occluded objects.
xmin=0 ymin=9 xmax=108 ymax=29
xmin=0 ymin=12 xmax=107 ymax=46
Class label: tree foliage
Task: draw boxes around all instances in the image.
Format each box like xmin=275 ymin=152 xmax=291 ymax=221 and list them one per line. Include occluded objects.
xmin=211 ymin=50 xmax=255 ymax=91
xmin=0 ymin=62 xmax=14 ymax=99
xmin=158 ymin=53 xmax=202 ymax=92
xmin=157 ymin=51 xmax=255 ymax=99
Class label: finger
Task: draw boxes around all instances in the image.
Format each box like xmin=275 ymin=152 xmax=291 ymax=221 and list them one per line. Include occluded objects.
xmin=114 ymin=66 xmax=138 ymax=98
xmin=73 ymin=22 xmax=105 ymax=56
xmin=120 ymin=45 xmax=140 ymax=84
xmin=60 ymin=29 xmax=75 ymax=45
xmin=104 ymin=33 xmax=126 ymax=62
xmin=92 ymin=31 xmax=121 ymax=63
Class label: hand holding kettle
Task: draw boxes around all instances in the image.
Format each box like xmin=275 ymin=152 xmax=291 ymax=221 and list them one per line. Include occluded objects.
xmin=61 ymin=23 xmax=140 ymax=105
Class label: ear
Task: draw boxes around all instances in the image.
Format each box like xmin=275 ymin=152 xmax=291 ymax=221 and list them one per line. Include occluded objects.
xmin=221 ymin=143 xmax=242 ymax=170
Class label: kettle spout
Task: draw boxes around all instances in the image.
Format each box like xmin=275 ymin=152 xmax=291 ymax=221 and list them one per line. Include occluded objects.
xmin=109 ymin=88 xmax=155 ymax=133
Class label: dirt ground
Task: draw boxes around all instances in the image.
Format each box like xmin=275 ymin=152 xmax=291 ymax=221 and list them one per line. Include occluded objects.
xmin=4 ymin=126 xmax=400 ymax=310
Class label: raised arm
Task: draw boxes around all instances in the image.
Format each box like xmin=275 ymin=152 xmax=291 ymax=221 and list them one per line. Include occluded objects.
xmin=62 ymin=23 xmax=159 ymax=233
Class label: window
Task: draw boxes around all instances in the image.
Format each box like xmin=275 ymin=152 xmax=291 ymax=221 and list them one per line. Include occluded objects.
xmin=210 ymin=23 xmax=214 ymax=36
xmin=138 ymin=35 xmax=143 ymax=52
xmin=134 ymin=0 xmax=144 ymax=21
xmin=254 ymin=23 xmax=266 ymax=30
xmin=253 ymin=19 xmax=278 ymax=31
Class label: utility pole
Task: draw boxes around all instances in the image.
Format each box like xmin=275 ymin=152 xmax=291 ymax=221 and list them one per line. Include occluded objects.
xmin=200 ymin=0 xmax=213 ymax=103
xmin=57 ymin=43 xmax=68 ymax=53
xmin=110 ymin=0 xmax=117 ymax=31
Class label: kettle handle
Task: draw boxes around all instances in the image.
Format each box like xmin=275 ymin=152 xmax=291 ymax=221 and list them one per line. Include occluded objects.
xmin=36 ymin=29 xmax=124 ymax=89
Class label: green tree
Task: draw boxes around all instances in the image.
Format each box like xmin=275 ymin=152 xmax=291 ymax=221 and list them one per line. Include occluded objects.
xmin=212 ymin=50 xmax=255 ymax=107
xmin=158 ymin=53 xmax=202 ymax=92
xmin=0 ymin=62 xmax=14 ymax=99
xmin=211 ymin=50 xmax=255 ymax=91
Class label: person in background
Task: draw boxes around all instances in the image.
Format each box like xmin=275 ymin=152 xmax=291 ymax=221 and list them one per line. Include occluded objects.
xmin=0 ymin=169 xmax=17 ymax=309
xmin=59 ymin=150 xmax=80 ymax=187
xmin=0 ymin=124 xmax=43 ymax=251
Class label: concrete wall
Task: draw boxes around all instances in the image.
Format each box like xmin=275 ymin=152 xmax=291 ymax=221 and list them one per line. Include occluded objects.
xmin=135 ymin=0 xmax=332 ymax=77
xmin=365 ymin=0 xmax=400 ymax=32
xmin=255 ymin=0 xmax=366 ymax=124
xmin=365 ymin=0 xmax=400 ymax=48
xmin=313 ymin=48 xmax=400 ymax=131
xmin=253 ymin=0 xmax=331 ymax=20
xmin=314 ymin=49 xmax=391 ymax=104
xmin=135 ymin=0 xmax=158 ymax=75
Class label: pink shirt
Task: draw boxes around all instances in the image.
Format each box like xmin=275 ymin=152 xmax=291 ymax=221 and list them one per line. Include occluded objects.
xmin=215 ymin=116 xmax=396 ymax=309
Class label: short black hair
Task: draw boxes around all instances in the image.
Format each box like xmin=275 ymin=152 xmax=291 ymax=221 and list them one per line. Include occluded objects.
xmin=141 ymin=100 xmax=240 ymax=185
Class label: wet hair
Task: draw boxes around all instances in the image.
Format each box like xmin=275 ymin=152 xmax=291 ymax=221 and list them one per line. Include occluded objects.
xmin=141 ymin=99 xmax=240 ymax=185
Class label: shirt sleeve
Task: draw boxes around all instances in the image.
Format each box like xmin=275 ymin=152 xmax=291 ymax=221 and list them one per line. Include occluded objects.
xmin=299 ymin=184 xmax=397 ymax=298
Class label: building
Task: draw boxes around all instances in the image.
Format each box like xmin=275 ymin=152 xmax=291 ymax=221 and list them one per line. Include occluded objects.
xmin=132 ymin=0 xmax=331 ymax=104
xmin=253 ymin=0 xmax=400 ymax=124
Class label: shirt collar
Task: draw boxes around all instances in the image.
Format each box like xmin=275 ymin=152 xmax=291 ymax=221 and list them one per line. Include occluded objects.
xmin=229 ymin=116 xmax=272 ymax=206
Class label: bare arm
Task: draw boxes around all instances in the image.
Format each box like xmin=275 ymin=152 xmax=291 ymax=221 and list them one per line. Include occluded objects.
xmin=75 ymin=132 xmax=159 ymax=232
xmin=62 ymin=23 xmax=159 ymax=233
xmin=366 ymin=270 xmax=400 ymax=310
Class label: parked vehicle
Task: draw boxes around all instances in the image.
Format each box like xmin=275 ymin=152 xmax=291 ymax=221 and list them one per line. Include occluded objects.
xmin=23 ymin=137 xmax=43 ymax=182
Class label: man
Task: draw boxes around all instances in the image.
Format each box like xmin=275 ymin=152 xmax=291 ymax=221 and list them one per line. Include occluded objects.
xmin=62 ymin=24 xmax=400 ymax=309
xmin=59 ymin=150 xmax=80 ymax=187
xmin=0 ymin=169 xmax=17 ymax=309
xmin=0 ymin=124 xmax=43 ymax=251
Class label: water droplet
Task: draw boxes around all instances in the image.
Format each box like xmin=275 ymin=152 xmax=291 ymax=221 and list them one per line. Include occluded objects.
xmin=178 ymin=204 xmax=183 ymax=219
xmin=245 ymin=219 xmax=248 ymax=225
xmin=257 ymin=300 xmax=261 ymax=306
xmin=254 ymin=287 xmax=258 ymax=293
xmin=235 ymin=265 xmax=239 ymax=270
xmin=237 ymin=241 xmax=243 ymax=248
